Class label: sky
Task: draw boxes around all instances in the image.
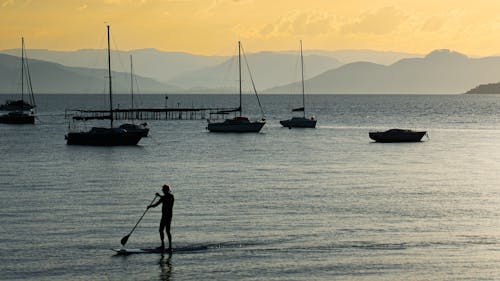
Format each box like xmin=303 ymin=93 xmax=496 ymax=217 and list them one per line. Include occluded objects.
xmin=2 ymin=0 xmax=500 ymax=56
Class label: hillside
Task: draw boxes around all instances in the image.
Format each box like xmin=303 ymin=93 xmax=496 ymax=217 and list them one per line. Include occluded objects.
xmin=464 ymin=83 xmax=500 ymax=94
xmin=167 ymin=51 xmax=342 ymax=91
xmin=0 ymin=48 xmax=227 ymax=83
xmin=269 ymin=50 xmax=500 ymax=94
xmin=0 ymin=54 xmax=175 ymax=94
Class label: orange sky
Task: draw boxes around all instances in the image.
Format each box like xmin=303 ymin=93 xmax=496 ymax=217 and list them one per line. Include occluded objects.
xmin=2 ymin=0 xmax=500 ymax=56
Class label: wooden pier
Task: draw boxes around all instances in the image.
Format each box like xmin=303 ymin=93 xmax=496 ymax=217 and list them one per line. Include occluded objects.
xmin=65 ymin=107 xmax=239 ymax=121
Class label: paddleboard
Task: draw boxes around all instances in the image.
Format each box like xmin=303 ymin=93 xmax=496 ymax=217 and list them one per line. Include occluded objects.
xmin=112 ymin=245 xmax=209 ymax=255
xmin=112 ymin=248 xmax=169 ymax=255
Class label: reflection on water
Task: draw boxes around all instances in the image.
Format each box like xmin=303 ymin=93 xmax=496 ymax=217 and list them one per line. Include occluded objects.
xmin=159 ymin=252 xmax=173 ymax=281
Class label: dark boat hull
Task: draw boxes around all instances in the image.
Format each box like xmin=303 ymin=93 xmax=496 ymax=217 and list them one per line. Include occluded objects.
xmin=280 ymin=117 xmax=316 ymax=128
xmin=369 ymin=129 xmax=426 ymax=143
xmin=207 ymin=121 xmax=265 ymax=133
xmin=65 ymin=127 xmax=143 ymax=146
xmin=0 ymin=112 xmax=35 ymax=124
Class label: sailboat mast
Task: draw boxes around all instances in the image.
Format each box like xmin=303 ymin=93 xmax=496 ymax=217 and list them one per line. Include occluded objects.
xmin=300 ymin=40 xmax=305 ymax=118
xmin=21 ymin=37 xmax=24 ymax=105
xmin=130 ymin=55 xmax=134 ymax=110
xmin=238 ymin=41 xmax=242 ymax=116
xmin=107 ymin=25 xmax=114 ymax=127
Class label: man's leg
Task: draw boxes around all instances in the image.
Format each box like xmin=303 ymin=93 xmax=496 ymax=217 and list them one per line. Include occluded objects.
xmin=159 ymin=220 xmax=166 ymax=249
xmin=165 ymin=215 xmax=172 ymax=250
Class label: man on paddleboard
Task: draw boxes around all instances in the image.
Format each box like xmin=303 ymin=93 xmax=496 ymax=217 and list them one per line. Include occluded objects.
xmin=147 ymin=184 xmax=174 ymax=251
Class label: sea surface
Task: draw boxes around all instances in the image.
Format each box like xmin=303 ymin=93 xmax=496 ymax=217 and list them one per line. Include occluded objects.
xmin=1 ymin=94 xmax=500 ymax=281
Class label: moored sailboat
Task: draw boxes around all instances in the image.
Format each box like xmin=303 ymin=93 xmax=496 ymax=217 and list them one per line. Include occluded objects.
xmin=65 ymin=26 xmax=144 ymax=146
xmin=206 ymin=41 xmax=265 ymax=133
xmin=369 ymin=129 xmax=427 ymax=143
xmin=280 ymin=40 xmax=316 ymax=129
xmin=0 ymin=37 xmax=36 ymax=124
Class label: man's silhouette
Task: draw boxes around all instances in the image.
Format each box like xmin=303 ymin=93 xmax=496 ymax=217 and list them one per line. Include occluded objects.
xmin=148 ymin=184 xmax=174 ymax=251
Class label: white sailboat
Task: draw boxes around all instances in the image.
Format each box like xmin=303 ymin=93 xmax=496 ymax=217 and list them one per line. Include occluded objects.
xmin=206 ymin=41 xmax=266 ymax=133
xmin=280 ymin=40 xmax=316 ymax=129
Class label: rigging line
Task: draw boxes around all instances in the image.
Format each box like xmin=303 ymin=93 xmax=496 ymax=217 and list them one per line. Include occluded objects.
xmin=23 ymin=47 xmax=37 ymax=109
xmin=133 ymin=69 xmax=142 ymax=106
xmin=110 ymin=33 xmax=129 ymax=95
xmin=240 ymin=44 xmax=266 ymax=118
xmin=289 ymin=47 xmax=301 ymax=110
xmin=221 ymin=47 xmax=238 ymax=93
xmin=83 ymin=31 xmax=107 ymax=96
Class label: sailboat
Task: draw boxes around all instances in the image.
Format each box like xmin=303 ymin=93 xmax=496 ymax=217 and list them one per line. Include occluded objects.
xmin=280 ymin=40 xmax=316 ymax=129
xmin=118 ymin=55 xmax=149 ymax=137
xmin=206 ymin=41 xmax=266 ymax=133
xmin=0 ymin=37 xmax=36 ymax=124
xmin=65 ymin=26 xmax=144 ymax=146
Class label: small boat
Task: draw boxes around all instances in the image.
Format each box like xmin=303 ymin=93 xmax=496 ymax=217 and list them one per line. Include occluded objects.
xmin=206 ymin=41 xmax=266 ymax=133
xmin=280 ymin=116 xmax=316 ymax=129
xmin=65 ymin=25 xmax=144 ymax=146
xmin=0 ymin=37 xmax=36 ymax=124
xmin=280 ymin=40 xmax=316 ymax=129
xmin=369 ymin=129 xmax=427 ymax=143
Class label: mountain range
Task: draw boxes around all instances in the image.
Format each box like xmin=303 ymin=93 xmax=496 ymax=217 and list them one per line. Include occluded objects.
xmin=1 ymin=48 xmax=499 ymax=94
xmin=271 ymin=49 xmax=500 ymax=94
xmin=0 ymin=53 xmax=176 ymax=94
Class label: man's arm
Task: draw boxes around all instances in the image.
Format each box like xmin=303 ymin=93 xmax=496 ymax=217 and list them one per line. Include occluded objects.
xmin=147 ymin=196 xmax=163 ymax=209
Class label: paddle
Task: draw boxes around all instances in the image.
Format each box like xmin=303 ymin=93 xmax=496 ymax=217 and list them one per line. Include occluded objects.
xmin=120 ymin=194 xmax=158 ymax=246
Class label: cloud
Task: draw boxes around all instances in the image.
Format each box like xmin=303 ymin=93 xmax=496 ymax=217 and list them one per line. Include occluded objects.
xmin=103 ymin=0 xmax=147 ymax=5
xmin=341 ymin=6 xmax=407 ymax=35
xmin=196 ymin=0 xmax=254 ymax=16
xmin=2 ymin=0 xmax=32 ymax=8
xmin=77 ymin=4 xmax=88 ymax=11
xmin=2 ymin=0 xmax=14 ymax=8
xmin=421 ymin=16 xmax=446 ymax=32
xmin=233 ymin=9 xmax=335 ymax=39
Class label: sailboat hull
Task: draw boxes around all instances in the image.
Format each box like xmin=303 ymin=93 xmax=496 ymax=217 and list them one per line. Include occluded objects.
xmin=65 ymin=127 xmax=143 ymax=146
xmin=280 ymin=117 xmax=316 ymax=128
xmin=0 ymin=112 xmax=35 ymax=124
xmin=369 ymin=129 xmax=427 ymax=143
xmin=207 ymin=118 xmax=265 ymax=133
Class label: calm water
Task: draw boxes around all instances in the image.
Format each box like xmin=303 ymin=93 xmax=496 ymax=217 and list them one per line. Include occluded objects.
xmin=1 ymin=94 xmax=500 ymax=281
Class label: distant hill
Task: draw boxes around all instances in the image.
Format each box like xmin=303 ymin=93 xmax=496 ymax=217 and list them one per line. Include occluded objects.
xmin=0 ymin=48 xmax=227 ymax=84
xmin=269 ymin=50 xmax=500 ymax=94
xmin=0 ymin=48 xmax=417 ymax=90
xmin=464 ymin=83 xmax=500 ymax=94
xmin=0 ymin=54 xmax=175 ymax=94
xmin=303 ymin=49 xmax=422 ymax=65
xmin=4 ymin=48 xmax=500 ymax=95
xmin=167 ymin=52 xmax=342 ymax=91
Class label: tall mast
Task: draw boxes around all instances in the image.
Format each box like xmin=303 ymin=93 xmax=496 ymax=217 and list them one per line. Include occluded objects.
xmin=238 ymin=41 xmax=242 ymax=116
xmin=21 ymin=37 xmax=24 ymax=105
xmin=107 ymin=25 xmax=113 ymax=127
xmin=300 ymin=40 xmax=305 ymax=118
xmin=130 ymin=55 xmax=134 ymax=110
